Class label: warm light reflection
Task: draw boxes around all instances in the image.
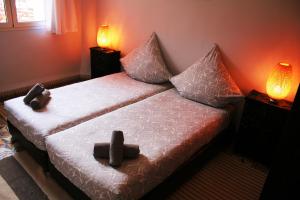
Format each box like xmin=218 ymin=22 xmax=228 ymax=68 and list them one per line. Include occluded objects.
xmin=266 ymin=62 xmax=292 ymax=100
xmin=279 ymin=62 xmax=290 ymax=67
xmin=109 ymin=27 xmax=121 ymax=50
xmin=97 ymin=25 xmax=110 ymax=48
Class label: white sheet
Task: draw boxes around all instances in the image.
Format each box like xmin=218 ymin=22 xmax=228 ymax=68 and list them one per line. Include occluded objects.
xmin=46 ymin=89 xmax=231 ymax=200
xmin=5 ymin=72 xmax=171 ymax=150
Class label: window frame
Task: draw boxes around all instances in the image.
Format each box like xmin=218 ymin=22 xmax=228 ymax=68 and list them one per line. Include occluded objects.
xmin=0 ymin=0 xmax=13 ymax=28
xmin=0 ymin=0 xmax=46 ymax=30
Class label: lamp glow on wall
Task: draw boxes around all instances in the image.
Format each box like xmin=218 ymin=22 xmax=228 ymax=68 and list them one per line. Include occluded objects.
xmin=266 ymin=62 xmax=293 ymax=101
xmin=97 ymin=25 xmax=110 ymax=48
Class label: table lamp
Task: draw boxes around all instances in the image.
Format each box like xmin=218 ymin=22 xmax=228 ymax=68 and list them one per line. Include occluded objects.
xmin=266 ymin=62 xmax=292 ymax=101
xmin=97 ymin=25 xmax=110 ymax=48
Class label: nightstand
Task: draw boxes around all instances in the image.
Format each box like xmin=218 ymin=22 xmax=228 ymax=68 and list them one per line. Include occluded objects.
xmin=90 ymin=47 xmax=121 ymax=78
xmin=234 ymin=90 xmax=292 ymax=166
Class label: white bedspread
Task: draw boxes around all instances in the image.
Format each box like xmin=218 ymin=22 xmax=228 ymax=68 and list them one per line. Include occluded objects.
xmin=5 ymin=72 xmax=171 ymax=150
xmin=46 ymin=89 xmax=230 ymax=200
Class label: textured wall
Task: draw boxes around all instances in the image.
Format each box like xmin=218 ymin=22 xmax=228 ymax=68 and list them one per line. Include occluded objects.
xmin=97 ymin=0 xmax=300 ymax=101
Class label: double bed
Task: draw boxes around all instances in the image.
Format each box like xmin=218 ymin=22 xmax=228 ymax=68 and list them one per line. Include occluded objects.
xmin=4 ymin=34 xmax=243 ymax=199
xmin=5 ymin=81 xmax=235 ymax=199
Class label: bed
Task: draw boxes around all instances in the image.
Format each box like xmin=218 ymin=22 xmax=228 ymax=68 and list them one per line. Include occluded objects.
xmin=45 ymin=88 xmax=233 ymax=200
xmin=4 ymin=72 xmax=171 ymax=169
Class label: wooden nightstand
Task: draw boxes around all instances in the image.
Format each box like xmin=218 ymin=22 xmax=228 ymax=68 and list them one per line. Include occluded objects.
xmin=90 ymin=47 xmax=121 ymax=78
xmin=234 ymin=90 xmax=292 ymax=166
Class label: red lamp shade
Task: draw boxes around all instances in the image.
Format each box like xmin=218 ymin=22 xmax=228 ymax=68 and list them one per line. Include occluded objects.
xmin=266 ymin=62 xmax=292 ymax=100
xmin=97 ymin=25 xmax=110 ymax=48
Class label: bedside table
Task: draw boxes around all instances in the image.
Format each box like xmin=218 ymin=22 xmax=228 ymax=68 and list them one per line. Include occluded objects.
xmin=90 ymin=47 xmax=121 ymax=78
xmin=234 ymin=90 xmax=292 ymax=166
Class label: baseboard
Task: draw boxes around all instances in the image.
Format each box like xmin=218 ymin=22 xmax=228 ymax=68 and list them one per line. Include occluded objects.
xmin=0 ymin=75 xmax=83 ymax=102
xmin=80 ymin=74 xmax=91 ymax=81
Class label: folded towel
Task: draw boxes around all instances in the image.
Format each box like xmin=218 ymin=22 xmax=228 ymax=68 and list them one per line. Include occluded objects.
xmin=93 ymin=143 xmax=140 ymax=159
xmin=23 ymin=83 xmax=45 ymax=104
xmin=109 ymin=130 xmax=124 ymax=167
xmin=124 ymin=144 xmax=140 ymax=158
xmin=93 ymin=143 xmax=110 ymax=158
xmin=30 ymin=90 xmax=51 ymax=110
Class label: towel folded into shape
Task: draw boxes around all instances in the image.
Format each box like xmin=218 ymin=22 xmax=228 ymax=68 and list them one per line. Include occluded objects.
xmin=23 ymin=83 xmax=45 ymax=104
xmin=93 ymin=143 xmax=140 ymax=159
xmin=109 ymin=130 xmax=124 ymax=167
xmin=30 ymin=89 xmax=51 ymax=110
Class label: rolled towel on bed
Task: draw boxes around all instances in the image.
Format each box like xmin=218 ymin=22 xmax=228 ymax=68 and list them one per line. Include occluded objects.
xmin=23 ymin=83 xmax=45 ymax=104
xmin=30 ymin=89 xmax=51 ymax=110
xmin=109 ymin=130 xmax=124 ymax=167
xmin=93 ymin=143 xmax=110 ymax=158
xmin=123 ymin=144 xmax=140 ymax=158
xmin=93 ymin=143 xmax=140 ymax=159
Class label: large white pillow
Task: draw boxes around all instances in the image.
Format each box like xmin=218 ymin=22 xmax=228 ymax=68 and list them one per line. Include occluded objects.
xmin=121 ymin=33 xmax=172 ymax=84
xmin=170 ymin=44 xmax=243 ymax=108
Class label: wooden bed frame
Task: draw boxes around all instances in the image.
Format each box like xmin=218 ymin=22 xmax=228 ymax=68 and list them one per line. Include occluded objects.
xmin=8 ymin=116 xmax=234 ymax=199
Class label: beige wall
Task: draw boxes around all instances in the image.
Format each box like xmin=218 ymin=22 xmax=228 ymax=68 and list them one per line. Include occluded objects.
xmin=0 ymin=0 xmax=82 ymax=93
xmin=97 ymin=0 xmax=300 ymax=101
xmin=80 ymin=0 xmax=97 ymax=76
xmin=0 ymin=30 xmax=81 ymax=92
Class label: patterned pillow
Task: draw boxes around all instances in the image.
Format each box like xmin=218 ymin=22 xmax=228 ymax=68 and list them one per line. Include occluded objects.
xmin=121 ymin=33 xmax=172 ymax=84
xmin=170 ymin=44 xmax=243 ymax=108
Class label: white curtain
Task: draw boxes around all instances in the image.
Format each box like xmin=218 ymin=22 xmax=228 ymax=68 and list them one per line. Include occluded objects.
xmin=46 ymin=0 xmax=78 ymax=35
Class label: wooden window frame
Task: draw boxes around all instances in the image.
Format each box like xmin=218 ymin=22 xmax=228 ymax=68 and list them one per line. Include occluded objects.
xmin=0 ymin=0 xmax=13 ymax=28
